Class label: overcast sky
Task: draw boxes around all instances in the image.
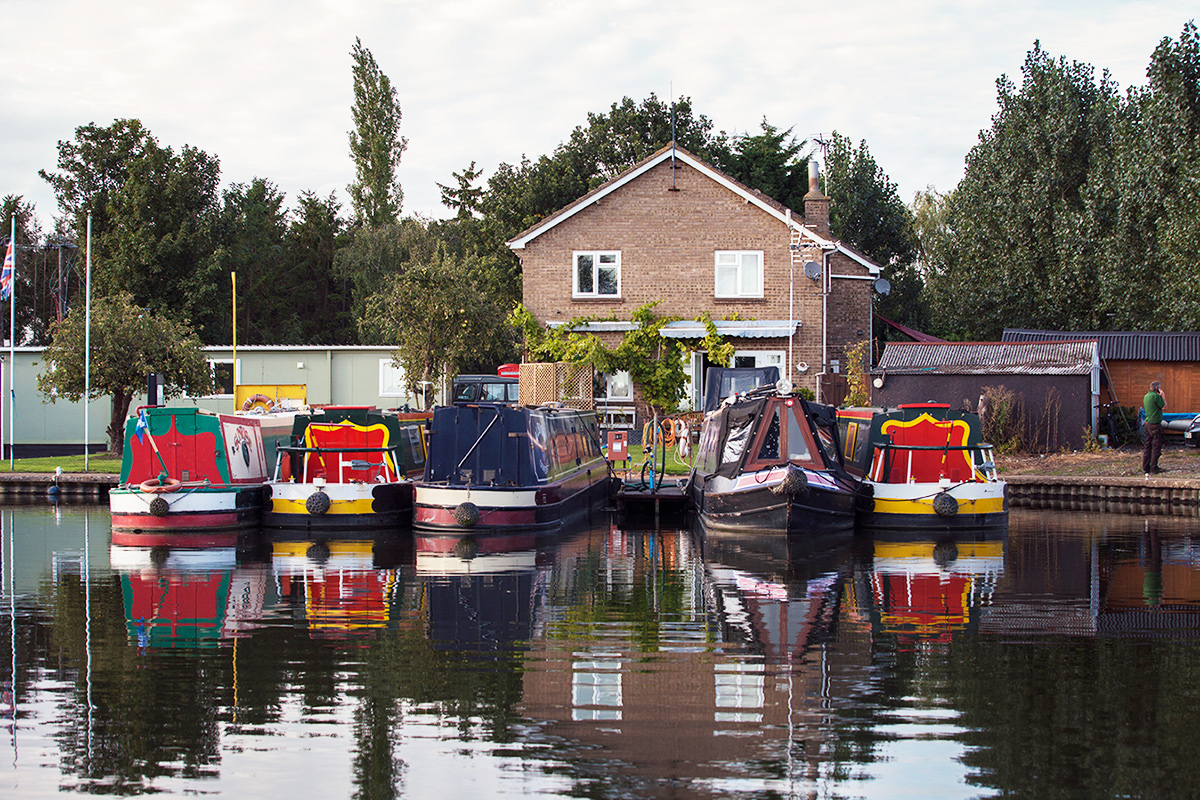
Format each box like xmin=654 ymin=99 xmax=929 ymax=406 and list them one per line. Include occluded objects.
xmin=1 ymin=0 xmax=1191 ymax=232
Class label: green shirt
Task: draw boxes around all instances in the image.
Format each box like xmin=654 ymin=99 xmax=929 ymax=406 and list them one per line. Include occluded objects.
xmin=1144 ymin=390 xmax=1165 ymax=425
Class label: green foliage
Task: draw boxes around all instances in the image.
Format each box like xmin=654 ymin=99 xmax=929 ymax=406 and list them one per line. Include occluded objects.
xmin=40 ymin=119 xmax=227 ymax=341
xmin=335 ymin=218 xmax=439 ymax=334
xmin=796 ymin=387 xmax=816 ymax=401
xmin=512 ymin=302 xmax=734 ymax=415
xmin=37 ymin=293 xmax=213 ymax=453
xmin=39 ymin=118 xmax=156 ymax=249
xmin=843 ymin=340 xmax=871 ymax=407
xmin=360 ymin=249 xmax=516 ymax=404
xmin=212 ymin=178 xmax=289 ymax=345
xmin=284 ymin=191 xmax=356 ymax=344
xmin=347 ymin=38 xmax=407 ymax=227
xmin=0 ymin=194 xmax=61 ymax=345
xmin=722 ymin=120 xmax=809 ymax=210
xmin=824 ymin=131 xmax=921 ymax=331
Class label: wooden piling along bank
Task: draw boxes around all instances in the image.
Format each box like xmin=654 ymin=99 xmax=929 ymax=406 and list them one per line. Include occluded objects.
xmin=1 ymin=473 xmax=1200 ymax=518
xmin=0 ymin=474 xmax=115 ymax=502
xmin=1005 ymin=475 xmax=1200 ymax=517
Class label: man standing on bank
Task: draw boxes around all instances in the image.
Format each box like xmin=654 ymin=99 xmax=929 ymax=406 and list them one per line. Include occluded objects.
xmin=1143 ymin=381 xmax=1166 ymax=474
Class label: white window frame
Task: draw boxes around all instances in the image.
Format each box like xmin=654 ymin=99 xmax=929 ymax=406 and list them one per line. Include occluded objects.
xmin=379 ymin=359 xmax=407 ymax=398
xmin=714 ymin=250 xmax=764 ymax=298
xmin=604 ymin=370 xmax=633 ymax=402
xmin=184 ymin=358 xmax=238 ymax=398
xmin=732 ymin=350 xmax=785 ymax=370
xmin=573 ymin=251 xmax=621 ymax=298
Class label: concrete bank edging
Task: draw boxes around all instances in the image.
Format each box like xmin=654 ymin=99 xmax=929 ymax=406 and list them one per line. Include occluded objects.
xmin=1005 ymin=474 xmax=1200 ymax=517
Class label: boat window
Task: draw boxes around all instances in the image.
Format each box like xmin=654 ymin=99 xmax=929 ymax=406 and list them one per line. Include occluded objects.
xmin=721 ymin=416 xmax=755 ymax=466
xmin=814 ymin=420 xmax=840 ymax=466
xmin=786 ymin=408 xmax=812 ymax=461
xmin=756 ymin=409 xmax=781 ymax=460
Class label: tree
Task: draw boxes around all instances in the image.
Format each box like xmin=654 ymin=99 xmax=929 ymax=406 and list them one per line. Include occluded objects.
xmin=347 ymin=38 xmax=407 ymax=228
xmin=0 ymin=194 xmax=65 ymax=345
xmin=724 ymin=119 xmax=809 ymax=211
xmin=360 ymin=250 xmax=515 ymax=405
xmin=100 ymin=141 xmax=224 ymax=340
xmin=823 ymin=131 xmax=921 ymax=331
xmin=922 ymin=43 xmax=1118 ymax=338
xmin=39 ymin=118 xmax=156 ymax=248
xmin=335 ymin=218 xmax=440 ymax=333
xmin=36 ymin=294 xmax=214 ymax=453
xmin=212 ymin=178 xmax=290 ymax=344
xmin=285 ymin=191 xmax=355 ymax=344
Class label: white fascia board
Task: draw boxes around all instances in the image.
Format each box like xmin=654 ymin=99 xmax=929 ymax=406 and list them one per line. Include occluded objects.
xmin=834 ymin=244 xmax=882 ymax=275
xmin=510 ymin=149 xmax=808 ymax=250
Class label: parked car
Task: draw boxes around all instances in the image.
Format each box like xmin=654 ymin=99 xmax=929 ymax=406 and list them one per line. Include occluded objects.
xmin=1185 ymin=414 xmax=1200 ymax=447
xmin=451 ymin=374 xmax=519 ymax=405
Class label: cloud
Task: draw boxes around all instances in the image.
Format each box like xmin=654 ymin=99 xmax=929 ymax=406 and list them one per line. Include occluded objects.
xmin=1 ymin=0 xmax=1191 ymax=229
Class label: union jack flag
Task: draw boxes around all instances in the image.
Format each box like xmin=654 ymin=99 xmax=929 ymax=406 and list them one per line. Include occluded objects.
xmin=0 ymin=240 xmax=12 ymax=301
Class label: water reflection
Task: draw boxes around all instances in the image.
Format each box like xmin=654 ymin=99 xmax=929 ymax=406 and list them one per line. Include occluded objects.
xmin=6 ymin=508 xmax=1200 ymax=796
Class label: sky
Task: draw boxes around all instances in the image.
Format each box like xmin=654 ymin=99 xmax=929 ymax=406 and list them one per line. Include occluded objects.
xmin=0 ymin=0 xmax=1191 ymax=232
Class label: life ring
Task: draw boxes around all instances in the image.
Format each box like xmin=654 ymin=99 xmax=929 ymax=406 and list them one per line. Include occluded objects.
xmin=139 ymin=477 xmax=182 ymax=493
xmin=242 ymin=393 xmax=276 ymax=413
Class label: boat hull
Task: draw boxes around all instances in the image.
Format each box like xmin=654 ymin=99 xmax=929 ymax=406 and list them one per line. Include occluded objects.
xmin=692 ymin=466 xmax=856 ymax=535
xmin=263 ymin=481 xmax=414 ymax=533
xmin=857 ymin=480 xmax=1008 ymax=530
xmin=413 ymin=468 xmax=611 ymax=533
xmin=109 ymin=485 xmax=264 ymax=543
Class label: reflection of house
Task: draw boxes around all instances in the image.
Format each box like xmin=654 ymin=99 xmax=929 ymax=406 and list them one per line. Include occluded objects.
xmin=519 ymin=526 xmax=874 ymax=791
xmin=870 ymin=340 xmax=1101 ymax=450
xmin=508 ymin=144 xmax=880 ymax=425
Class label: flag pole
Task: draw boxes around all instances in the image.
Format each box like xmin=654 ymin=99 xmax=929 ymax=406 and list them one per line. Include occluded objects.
xmin=84 ymin=215 xmax=92 ymax=470
xmin=8 ymin=215 xmax=14 ymax=471
xmin=231 ymin=271 xmax=237 ymax=395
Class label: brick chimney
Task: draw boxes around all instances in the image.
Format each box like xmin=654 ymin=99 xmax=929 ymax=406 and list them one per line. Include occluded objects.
xmin=804 ymin=159 xmax=830 ymax=237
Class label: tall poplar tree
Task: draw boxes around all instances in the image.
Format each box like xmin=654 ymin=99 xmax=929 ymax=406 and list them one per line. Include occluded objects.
xmin=347 ymin=38 xmax=407 ymax=228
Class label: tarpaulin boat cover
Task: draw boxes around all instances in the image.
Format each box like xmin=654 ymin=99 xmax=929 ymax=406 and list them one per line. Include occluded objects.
xmin=703 ymin=367 xmax=781 ymax=413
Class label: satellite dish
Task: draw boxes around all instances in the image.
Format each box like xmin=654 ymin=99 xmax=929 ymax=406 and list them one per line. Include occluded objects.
xmin=873 ymin=278 xmax=891 ymax=295
xmin=803 ymin=261 xmax=822 ymax=281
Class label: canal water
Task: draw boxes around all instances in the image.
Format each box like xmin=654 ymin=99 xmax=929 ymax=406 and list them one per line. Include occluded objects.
xmin=1 ymin=505 xmax=1199 ymax=798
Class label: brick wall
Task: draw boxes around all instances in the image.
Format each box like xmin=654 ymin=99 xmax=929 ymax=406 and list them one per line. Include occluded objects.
xmin=515 ymin=158 xmax=873 ymax=406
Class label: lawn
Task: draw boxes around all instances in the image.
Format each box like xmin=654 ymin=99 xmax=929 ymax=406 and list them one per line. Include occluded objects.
xmin=0 ymin=453 xmax=123 ymax=474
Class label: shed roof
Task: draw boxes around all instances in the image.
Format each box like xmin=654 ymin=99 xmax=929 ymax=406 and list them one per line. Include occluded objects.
xmin=876 ymin=340 xmax=1099 ymax=375
xmin=1002 ymin=329 xmax=1200 ymax=361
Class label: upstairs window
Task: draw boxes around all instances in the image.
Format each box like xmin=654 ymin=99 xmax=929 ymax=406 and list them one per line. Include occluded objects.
xmin=715 ymin=251 xmax=763 ymax=298
xmin=574 ymin=251 xmax=620 ymax=298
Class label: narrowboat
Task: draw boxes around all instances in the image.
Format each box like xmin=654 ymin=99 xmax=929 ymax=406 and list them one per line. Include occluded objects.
xmin=688 ymin=383 xmax=858 ymax=535
xmin=837 ymin=403 xmax=1008 ymax=529
xmin=263 ymin=406 xmax=429 ymax=534
xmin=109 ymin=406 xmax=284 ymax=546
xmin=412 ymin=403 xmax=612 ymax=533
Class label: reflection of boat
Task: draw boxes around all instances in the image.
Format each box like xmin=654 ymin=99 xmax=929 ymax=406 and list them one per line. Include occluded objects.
xmin=869 ymin=533 xmax=1005 ymax=644
xmin=413 ymin=532 xmax=540 ymax=652
xmin=688 ymin=381 xmax=857 ymax=535
xmin=838 ymin=404 xmax=1007 ymax=529
xmin=271 ymin=540 xmax=401 ymax=638
xmin=263 ymin=406 xmax=428 ymax=533
xmin=111 ymin=544 xmax=267 ymax=649
xmin=109 ymin=406 xmax=291 ymax=544
xmin=412 ymin=404 xmax=611 ymax=533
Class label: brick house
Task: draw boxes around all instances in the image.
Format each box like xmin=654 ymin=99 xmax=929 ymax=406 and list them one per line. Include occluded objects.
xmin=507 ymin=144 xmax=880 ymax=429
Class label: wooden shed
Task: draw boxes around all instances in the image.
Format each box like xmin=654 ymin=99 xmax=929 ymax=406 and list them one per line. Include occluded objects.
xmin=870 ymin=340 xmax=1101 ymax=451
xmin=1003 ymin=329 xmax=1200 ymax=415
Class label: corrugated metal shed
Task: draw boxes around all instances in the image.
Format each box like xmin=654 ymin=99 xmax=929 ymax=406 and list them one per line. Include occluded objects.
xmin=876 ymin=340 xmax=1098 ymax=375
xmin=1003 ymin=329 xmax=1200 ymax=361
